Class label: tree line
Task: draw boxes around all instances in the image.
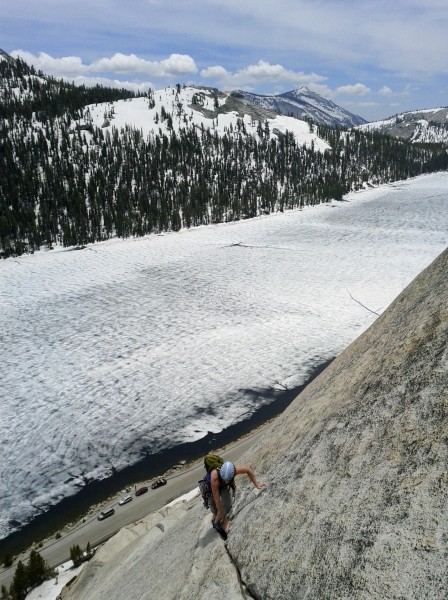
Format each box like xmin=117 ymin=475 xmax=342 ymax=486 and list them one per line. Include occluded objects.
xmin=1 ymin=549 xmax=54 ymax=600
xmin=0 ymin=543 xmax=93 ymax=600
xmin=0 ymin=58 xmax=139 ymax=121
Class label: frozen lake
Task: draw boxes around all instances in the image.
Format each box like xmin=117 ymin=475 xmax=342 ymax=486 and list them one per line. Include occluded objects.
xmin=1 ymin=172 xmax=447 ymax=541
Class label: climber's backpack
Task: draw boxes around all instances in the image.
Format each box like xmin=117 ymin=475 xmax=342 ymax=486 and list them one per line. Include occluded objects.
xmin=204 ymin=454 xmax=224 ymax=473
xmin=198 ymin=454 xmax=223 ymax=509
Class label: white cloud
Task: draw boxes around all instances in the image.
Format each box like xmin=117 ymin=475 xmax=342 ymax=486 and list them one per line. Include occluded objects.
xmin=91 ymin=53 xmax=197 ymax=77
xmin=378 ymin=85 xmax=393 ymax=97
xmin=12 ymin=50 xmax=87 ymax=77
xmin=13 ymin=50 xmax=198 ymax=80
xmin=200 ymin=60 xmax=326 ymax=90
xmin=200 ymin=65 xmax=230 ymax=79
xmin=239 ymin=61 xmax=325 ymax=84
xmin=377 ymin=84 xmax=414 ymax=98
xmin=91 ymin=54 xmax=150 ymax=75
xmin=336 ymin=83 xmax=371 ymax=96
xmin=160 ymin=54 xmax=198 ymax=75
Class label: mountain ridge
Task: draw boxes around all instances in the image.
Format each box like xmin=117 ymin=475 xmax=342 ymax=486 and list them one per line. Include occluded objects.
xmin=358 ymin=106 xmax=448 ymax=144
xmin=0 ymin=48 xmax=15 ymax=63
xmin=232 ymin=86 xmax=367 ymax=127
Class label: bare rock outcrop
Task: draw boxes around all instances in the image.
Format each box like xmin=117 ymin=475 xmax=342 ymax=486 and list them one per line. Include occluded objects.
xmin=59 ymin=500 xmax=249 ymax=600
xmin=229 ymin=247 xmax=447 ymax=599
xmin=60 ymin=247 xmax=447 ymax=599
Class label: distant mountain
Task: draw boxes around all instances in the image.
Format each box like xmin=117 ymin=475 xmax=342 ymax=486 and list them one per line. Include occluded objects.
xmin=232 ymin=86 xmax=367 ymax=128
xmin=358 ymin=107 xmax=448 ymax=144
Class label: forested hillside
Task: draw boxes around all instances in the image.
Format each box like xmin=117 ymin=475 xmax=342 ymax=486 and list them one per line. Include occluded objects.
xmin=1 ymin=58 xmax=447 ymax=258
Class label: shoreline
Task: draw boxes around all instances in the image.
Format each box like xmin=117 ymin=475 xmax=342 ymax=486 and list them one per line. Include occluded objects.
xmin=0 ymin=358 xmax=332 ymax=557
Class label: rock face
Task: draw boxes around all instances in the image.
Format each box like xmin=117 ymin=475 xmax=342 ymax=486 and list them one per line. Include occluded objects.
xmin=229 ymin=247 xmax=448 ymax=599
xmin=233 ymin=87 xmax=367 ymax=127
xmin=61 ymin=248 xmax=447 ymax=600
xmin=59 ymin=500 xmax=249 ymax=600
xmin=358 ymin=108 xmax=448 ymax=144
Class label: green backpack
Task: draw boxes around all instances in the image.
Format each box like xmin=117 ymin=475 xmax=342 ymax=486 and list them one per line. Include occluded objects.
xmin=204 ymin=454 xmax=224 ymax=473
xmin=198 ymin=455 xmax=223 ymax=509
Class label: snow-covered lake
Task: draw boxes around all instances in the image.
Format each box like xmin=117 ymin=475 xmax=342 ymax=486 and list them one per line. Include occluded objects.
xmin=1 ymin=172 xmax=447 ymax=541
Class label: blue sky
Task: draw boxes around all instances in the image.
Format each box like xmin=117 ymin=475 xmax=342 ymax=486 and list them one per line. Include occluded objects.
xmin=2 ymin=0 xmax=447 ymax=121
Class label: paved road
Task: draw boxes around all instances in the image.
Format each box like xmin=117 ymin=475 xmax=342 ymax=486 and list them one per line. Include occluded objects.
xmin=0 ymin=424 xmax=267 ymax=589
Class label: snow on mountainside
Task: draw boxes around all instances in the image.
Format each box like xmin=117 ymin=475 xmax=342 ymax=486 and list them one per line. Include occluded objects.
xmin=233 ymin=86 xmax=366 ymax=128
xmin=358 ymin=107 xmax=448 ymax=144
xmin=78 ymin=85 xmax=331 ymax=152
xmin=0 ymin=48 xmax=15 ymax=63
xmin=3 ymin=55 xmax=448 ymax=260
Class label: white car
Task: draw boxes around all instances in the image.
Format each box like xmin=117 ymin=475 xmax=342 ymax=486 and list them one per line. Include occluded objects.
xmin=97 ymin=508 xmax=115 ymax=520
xmin=118 ymin=495 xmax=133 ymax=506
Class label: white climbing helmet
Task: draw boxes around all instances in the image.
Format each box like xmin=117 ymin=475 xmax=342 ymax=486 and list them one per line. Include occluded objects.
xmin=219 ymin=461 xmax=235 ymax=482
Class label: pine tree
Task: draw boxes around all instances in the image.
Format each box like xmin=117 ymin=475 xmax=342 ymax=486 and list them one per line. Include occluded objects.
xmin=9 ymin=561 xmax=28 ymax=600
xmin=1 ymin=553 xmax=12 ymax=568
xmin=26 ymin=550 xmax=48 ymax=588
xmin=69 ymin=544 xmax=84 ymax=567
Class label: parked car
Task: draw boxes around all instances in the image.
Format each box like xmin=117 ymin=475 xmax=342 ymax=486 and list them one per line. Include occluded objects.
xmin=135 ymin=486 xmax=148 ymax=496
xmin=151 ymin=477 xmax=167 ymax=489
xmin=118 ymin=495 xmax=133 ymax=506
xmin=97 ymin=508 xmax=115 ymax=520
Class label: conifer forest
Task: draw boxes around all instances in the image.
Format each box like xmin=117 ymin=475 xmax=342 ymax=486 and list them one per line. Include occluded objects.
xmin=1 ymin=58 xmax=447 ymax=257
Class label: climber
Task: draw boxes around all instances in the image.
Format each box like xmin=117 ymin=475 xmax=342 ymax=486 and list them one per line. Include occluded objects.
xmin=208 ymin=459 xmax=265 ymax=536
